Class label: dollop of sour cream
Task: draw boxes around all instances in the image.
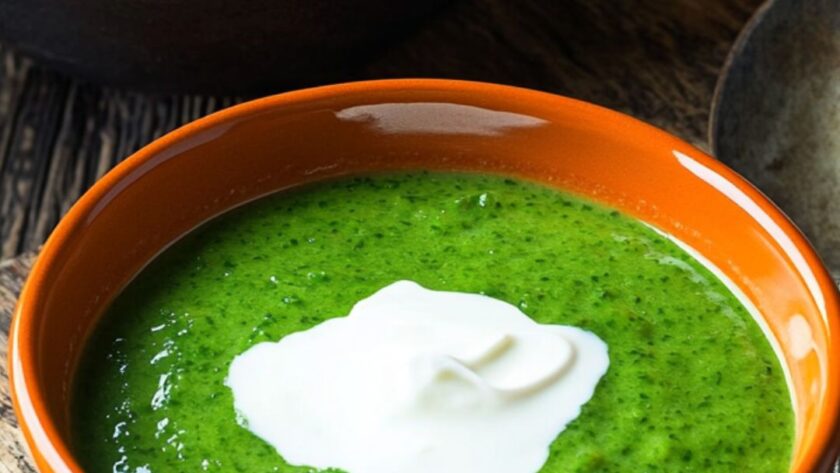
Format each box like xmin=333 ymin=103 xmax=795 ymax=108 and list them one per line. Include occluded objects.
xmin=226 ymin=281 xmax=609 ymax=473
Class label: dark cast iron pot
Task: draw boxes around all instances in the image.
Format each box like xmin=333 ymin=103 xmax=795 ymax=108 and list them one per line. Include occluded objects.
xmin=0 ymin=0 xmax=448 ymax=94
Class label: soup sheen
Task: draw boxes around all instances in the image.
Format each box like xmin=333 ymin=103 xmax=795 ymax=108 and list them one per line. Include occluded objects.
xmin=73 ymin=173 xmax=793 ymax=472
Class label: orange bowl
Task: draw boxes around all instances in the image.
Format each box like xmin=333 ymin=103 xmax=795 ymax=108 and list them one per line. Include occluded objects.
xmin=8 ymin=79 xmax=840 ymax=472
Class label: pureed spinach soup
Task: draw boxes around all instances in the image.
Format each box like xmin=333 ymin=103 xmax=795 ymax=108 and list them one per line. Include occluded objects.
xmin=72 ymin=172 xmax=793 ymax=472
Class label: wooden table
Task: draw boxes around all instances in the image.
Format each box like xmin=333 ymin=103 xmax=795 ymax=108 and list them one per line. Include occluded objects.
xmin=0 ymin=0 xmax=775 ymax=470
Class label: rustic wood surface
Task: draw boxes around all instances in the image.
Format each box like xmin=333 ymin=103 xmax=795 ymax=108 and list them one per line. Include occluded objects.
xmin=0 ymin=0 xmax=783 ymax=470
xmin=0 ymin=252 xmax=35 ymax=472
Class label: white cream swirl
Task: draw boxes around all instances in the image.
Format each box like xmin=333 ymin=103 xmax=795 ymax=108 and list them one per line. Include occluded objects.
xmin=227 ymin=280 xmax=609 ymax=473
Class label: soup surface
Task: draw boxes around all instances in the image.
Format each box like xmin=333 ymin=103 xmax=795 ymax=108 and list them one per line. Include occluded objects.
xmin=73 ymin=173 xmax=793 ymax=472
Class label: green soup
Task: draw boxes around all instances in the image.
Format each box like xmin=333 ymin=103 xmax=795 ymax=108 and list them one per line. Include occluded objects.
xmin=72 ymin=173 xmax=793 ymax=472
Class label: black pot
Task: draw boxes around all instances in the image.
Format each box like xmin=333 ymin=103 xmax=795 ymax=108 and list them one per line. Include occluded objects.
xmin=0 ymin=0 xmax=448 ymax=94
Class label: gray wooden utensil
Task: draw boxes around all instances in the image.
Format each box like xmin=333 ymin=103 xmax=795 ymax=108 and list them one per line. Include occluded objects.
xmin=711 ymin=0 xmax=840 ymax=281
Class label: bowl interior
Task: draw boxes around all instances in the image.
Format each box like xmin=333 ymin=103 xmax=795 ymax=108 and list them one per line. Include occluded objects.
xmin=12 ymin=80 xmax=839 ymax=472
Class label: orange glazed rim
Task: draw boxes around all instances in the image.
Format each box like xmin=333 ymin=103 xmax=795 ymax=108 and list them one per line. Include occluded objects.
xmin=8 ymin=79 xmax=840 ymax=472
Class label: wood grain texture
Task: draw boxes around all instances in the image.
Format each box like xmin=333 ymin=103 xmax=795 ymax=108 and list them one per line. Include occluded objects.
xmin=0 ymin=53 xmax=240 ymax=258
xmin=358 ymin=0 xmax=760 ymax=147
xmin=0 ymin=253 xmax=35 ymax=473
xmin=0 ymin=0 xmax=762 ymax=260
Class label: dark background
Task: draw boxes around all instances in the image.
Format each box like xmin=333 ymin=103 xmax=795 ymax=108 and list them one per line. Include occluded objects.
xmin=0 ymin=0 xmax=761 ymax=260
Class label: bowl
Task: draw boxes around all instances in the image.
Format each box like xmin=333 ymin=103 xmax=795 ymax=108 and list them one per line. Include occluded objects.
xmin=710 ymin=0 xmax=840 ymax=280
xmin=9 ymin=79 xmax=840 ymax=472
